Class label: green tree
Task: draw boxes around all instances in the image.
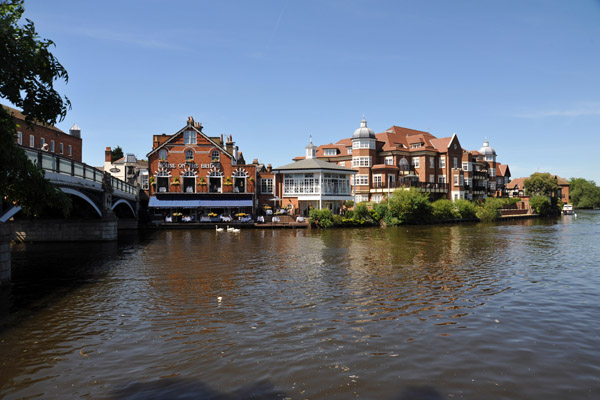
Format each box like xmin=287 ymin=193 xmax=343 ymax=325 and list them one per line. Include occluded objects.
xmin=309 ymin=208 xmax=334 ymax=228
xmin=388 ymin=188 xmax=432 ymax=224
xmin=476 ymin=197 xmax=503 ymax=222
xmin=111 ymin=146 xmax=124 ymax=162
xmin=1 ymin=0 xmax=71 ymax=216
xmin=529 ymin=195 xmax=552 ymax=216
xmin=524 ymin=172 xmax=559 ymax=197
xmin=454 ymin=199 xmax=477 ymax=220
xmin=431 ymin=199 xmax=459 ymax=220
xmin=569 ymin=178 xmax=600 ymax=209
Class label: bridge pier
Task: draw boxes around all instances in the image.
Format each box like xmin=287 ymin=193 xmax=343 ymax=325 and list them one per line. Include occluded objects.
xmin=0 ymin=224 xmax=11 ymax=286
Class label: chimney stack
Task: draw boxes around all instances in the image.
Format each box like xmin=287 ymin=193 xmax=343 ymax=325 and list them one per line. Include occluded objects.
xmin=267 ymin=164 xmax=272 ymax=173
xmin=105 ymin=147 xmax=112 ymax=162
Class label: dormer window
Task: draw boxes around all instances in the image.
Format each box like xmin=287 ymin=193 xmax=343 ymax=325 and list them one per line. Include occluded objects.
xmin=184 ymin=130 xmax=196 ymax=144
xmin=324 ymin=148 xmax=337 ymax=156
xmin=410 ymin=143 xmax=423 ymax=149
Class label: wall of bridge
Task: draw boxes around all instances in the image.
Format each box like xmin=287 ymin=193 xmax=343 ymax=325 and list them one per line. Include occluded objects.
xmin=9 ymin=214 xmax=118 ymax=243
xmin=0 ymin=224 xmax=10 ymax=285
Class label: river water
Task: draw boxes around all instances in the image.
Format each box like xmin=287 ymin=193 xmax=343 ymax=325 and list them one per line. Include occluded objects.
xmin=1 ymin=212 xmax=599 ymax=399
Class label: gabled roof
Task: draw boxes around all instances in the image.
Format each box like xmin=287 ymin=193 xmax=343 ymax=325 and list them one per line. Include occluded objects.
xmin=146 ymin=122 xmax=231 ymax=158
xmin=274 ymin=157 xmax=356 ymax=173
xmin=506 ymin=177 xmax=526 ymax=190
xmin=497 ymin=163 xmax=511 ymax=177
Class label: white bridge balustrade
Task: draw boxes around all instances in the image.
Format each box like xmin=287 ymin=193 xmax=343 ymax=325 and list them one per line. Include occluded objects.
xmin=0 ymin=146 xmax=140 ymax=221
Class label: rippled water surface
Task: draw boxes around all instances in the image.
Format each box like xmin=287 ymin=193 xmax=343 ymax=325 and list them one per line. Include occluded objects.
xmin=1 ymin=212 xmax=599 ymax=399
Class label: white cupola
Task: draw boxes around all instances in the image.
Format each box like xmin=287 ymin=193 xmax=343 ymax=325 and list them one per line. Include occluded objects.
xmin=305 ymin=136 xmax=317 ymax=159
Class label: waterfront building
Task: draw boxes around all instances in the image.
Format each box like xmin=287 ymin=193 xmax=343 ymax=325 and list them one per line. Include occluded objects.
xmin=296 ymin=117 xmax=509 ymax=203
xmin=267 ymin=139 xmax=356 ymax=216
xmin=507 ymin=175 xmax=570 ymax=204
xmin=102 ymin=147 xmax=149 ymax=189
xmin=4 ymin=104 xmax=82 ymax=162
xmin=146 ymin=116 xmax=257 ymax=222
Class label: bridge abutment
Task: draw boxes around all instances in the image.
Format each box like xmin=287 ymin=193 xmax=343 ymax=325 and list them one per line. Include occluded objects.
xmin=0 ymin=224 xmax=10 ymax=286
xmin=9 ymin=213 xmax=118 ymax=243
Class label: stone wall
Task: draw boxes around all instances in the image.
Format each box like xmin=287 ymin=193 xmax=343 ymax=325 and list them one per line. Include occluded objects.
xmin=9 ymin=216 xmax=118 ymax=243
xmin=0 ymin=224 xmax=11 ymax=285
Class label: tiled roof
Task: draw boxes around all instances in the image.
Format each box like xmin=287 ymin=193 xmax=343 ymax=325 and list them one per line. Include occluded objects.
xmin=274 ymin=157 xmax=356 ymax=173
xmin=430 ymin=137 xmax=452 ymax=152
xmin=2 ymin=104 xmax=66 ymax=133
xmin=506 ymin=177 xmax=526 ymax=190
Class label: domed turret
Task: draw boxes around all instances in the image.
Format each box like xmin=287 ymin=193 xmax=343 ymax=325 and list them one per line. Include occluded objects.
xmin=352 ymin=116 xmax=375 ymax=139
xmin=478 ymin=138 xmax=496 ymax=156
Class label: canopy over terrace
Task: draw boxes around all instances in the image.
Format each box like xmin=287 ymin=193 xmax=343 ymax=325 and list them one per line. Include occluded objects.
xmin=148 ymin=193 xmax=255 ymax=222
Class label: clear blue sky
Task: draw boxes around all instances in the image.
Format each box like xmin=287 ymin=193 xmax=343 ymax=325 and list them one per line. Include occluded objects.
xmin=15 ymin=0 xmax=600 ymax=183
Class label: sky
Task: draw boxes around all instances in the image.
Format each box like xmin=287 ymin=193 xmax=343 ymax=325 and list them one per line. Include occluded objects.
xmin=10 ymin=0 xmax=600 ymax=183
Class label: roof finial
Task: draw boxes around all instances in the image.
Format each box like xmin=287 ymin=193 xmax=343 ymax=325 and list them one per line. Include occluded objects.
xmin=309 ymin=134 xmax=312 ymax=145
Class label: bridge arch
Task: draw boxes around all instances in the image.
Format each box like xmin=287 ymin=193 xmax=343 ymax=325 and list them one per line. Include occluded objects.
xmin=112 ymin=199 xmax=136 ymax=218
xmin=61 ymin=187 xmax=103 ymax=217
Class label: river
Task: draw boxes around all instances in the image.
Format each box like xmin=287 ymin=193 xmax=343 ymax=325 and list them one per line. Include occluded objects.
xmin=1 ymin=211 xmax=599 ymax=399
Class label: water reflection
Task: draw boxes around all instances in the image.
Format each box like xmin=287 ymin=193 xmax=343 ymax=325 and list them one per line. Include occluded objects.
xmin=1 ymin=212 xmax=599 ymax=399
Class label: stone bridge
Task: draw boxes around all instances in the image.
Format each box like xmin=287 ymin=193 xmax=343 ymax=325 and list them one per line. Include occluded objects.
xmin=1 ymin=147 xmax=141 ymax=285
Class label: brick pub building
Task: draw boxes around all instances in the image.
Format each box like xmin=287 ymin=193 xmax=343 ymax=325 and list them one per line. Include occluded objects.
xmin=146 ymin=116 xmax=257 ymax=222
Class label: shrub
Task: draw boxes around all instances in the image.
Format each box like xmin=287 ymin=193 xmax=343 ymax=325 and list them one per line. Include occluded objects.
xmin=388 ymin=188 xmax=433 ymax=224
xmin=454 ymin=199 xmax=477 ymax=220
xmin=354 ymin=203 xmax=370 ymax=221
xmin=432 ymin=199 xmax=459 ymax=220
xmin=529 ymin=195 xmax=552 ymax=216
xmin=309 ymin=208 xmax=334 ymax=228
xmin=476 ymin=197 xmax=503 ymax=222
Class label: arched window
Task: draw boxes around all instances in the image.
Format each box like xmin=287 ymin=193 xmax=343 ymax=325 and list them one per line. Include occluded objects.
xmin=399 ymin=158 xmax=409 ymax=171
xmin=159 ymin=149 xmax=167 ymax=161
xmin=185 ymin=149 xmax=194 ymax=161
xmin=211 ymin=150 xmax=220 ymax=163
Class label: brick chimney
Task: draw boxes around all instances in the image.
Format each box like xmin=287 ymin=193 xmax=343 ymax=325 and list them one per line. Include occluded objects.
xmin=105 ymin=147 xmax=112 ymax=162
xmin=226 ymin=134 xmax=234 ymax=155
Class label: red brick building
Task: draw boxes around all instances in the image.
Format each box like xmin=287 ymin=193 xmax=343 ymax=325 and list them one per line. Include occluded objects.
xmin=146 ymin=116 xmax=257 ymax=222
xmin=4 ymin=104 xmax=82 ymax=162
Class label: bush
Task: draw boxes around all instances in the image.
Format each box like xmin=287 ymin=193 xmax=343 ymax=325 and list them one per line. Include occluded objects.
xmin=354 ymin=203 xmax=370 ymax=221
xmin=388 ymin=188 xmax=433 ymax=224
xmin=454 ymin=199 xmax=477 ymax=220
xmin=309 ymin=208 xmax=334 ymax=228
xmin=432 ymin=199 xmax=459 ymax=220
xmin=529 ymin=195 xmax=552 ymax=216
xmin=476 ymin=197 xmax=503 ymax=222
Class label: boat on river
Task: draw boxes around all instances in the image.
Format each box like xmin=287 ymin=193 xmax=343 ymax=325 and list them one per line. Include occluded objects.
xmin=562 ymin=204 xmax=574 ymax=215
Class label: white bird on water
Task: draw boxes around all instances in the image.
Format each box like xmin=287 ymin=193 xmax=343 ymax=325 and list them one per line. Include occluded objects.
xmin=226 ymin=226 xmax=235 ymax=232
xmin=215 ymin=225 xmax=224 ymax=232
xmin=231 ymin=227 xmax=241 ymax=233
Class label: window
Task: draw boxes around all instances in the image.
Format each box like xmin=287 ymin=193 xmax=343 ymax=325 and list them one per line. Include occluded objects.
xmin=141 ymin=173 xmax=149 ymax=190
xmin=159 ymin=149 xmax=167 ymax=160
xmin=185 ymin=149 xmax=194 ymax=161
xmin=399 ymin=158 xmax=409 ymax=170
xmin=261 ymin=178 xmax=273 ymax=194
xmin=439 ymin=156 xmax=446 ymax=168
xmin=485 ymin=155 xmax=494 ymax=161
xmin=17 ymin=131 xmax=22 ymax=145
xmin=438 ymin=176 xmax=446 ymax=184
xmin=454 ymin=176 xmax=459 ymax=185
xmin=183 ymin=130 xmax=196 ymax=144
xmin=339 ymin=161 xmax=345 ymax=166
xmin=40 ymin=138 xmax=45 ymax=147
xmin=59 ymin=143 xmax=64 ymax=154
xmin=410 ymin=143 xmax=422 ymax=149
xmin=372 ymin=194 xmax=383 ymax=203
xmin=355 ymin=194 xmax=369 ymax=203
xmin=430 ymin=174 xmax=435 ymax=183
xmin=211 ymin=150 xmax=220 ymax=163
xmin=30 ymin=135 xmax=34 ymax=147
xmin=462 ymin=162 xmax=469 ymax=171
xmin=385 ymin=156 xmax=393 ymax=165
xmin=347 ymin=147 xmax=352 ymax=154
xmin=51 ymin=141 xmax=55 ymax=152
xmin=373 ymin=175 xmax=382 ymax=187
xmin=68 ymin=145 xmax=72 ymax=156
xmin=355 ymin=175 xmax=369 ymax=185
xmin=453 ymin=157 xmax=458 ymax=169
xmin=351 ymin=156 xmax=371 ymax=168
xmin=324 ymin=148 xmax=337 ymax=156
xmin=352 ymin=139 xmax=375 ymax=149
xmin=411 ymin=157 xmax=420 ymax=168
xmin=429 ymin=157 xmax=435 ymax=168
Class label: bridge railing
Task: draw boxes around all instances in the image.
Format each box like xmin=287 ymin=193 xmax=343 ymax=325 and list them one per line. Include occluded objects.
xmin=20 ymin=145 xmax=138 ymax=197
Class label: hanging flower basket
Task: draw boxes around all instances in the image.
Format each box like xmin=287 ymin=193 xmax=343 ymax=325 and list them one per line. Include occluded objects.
xmin=224 ymin=177 xmax=233 ymax=186
xmin=198 ymin=177 xmax=206 ymax=186
xmin=171 ymin=177 xmax=180 ymax=185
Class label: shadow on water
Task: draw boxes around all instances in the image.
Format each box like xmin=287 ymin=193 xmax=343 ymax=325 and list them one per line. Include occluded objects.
xmin=0 ymin=230 xmax=158 ymax=332
xmin=111 ymin=378 xmax=446 ymax=400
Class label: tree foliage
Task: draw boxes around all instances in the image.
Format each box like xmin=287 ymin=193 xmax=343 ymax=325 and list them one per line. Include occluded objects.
xmin=569 ymin=178 xmax=600 ymax=209
xmin=388 ymin=188 xmax=433 ymax=224
xmin=111 ymin=146 xmax=124 ymax=162
xmin=431 ymin=199 xmax=459 ymax=220
xmin=0 ymin=0 xmax=71 ymax=216
xmin=476 ymin=197 xmax=503 ymax=222
xmin=524 ymin=172 xmax=559 ymax=197
xmin=529 ymin=195 xmax=552 ymax=216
